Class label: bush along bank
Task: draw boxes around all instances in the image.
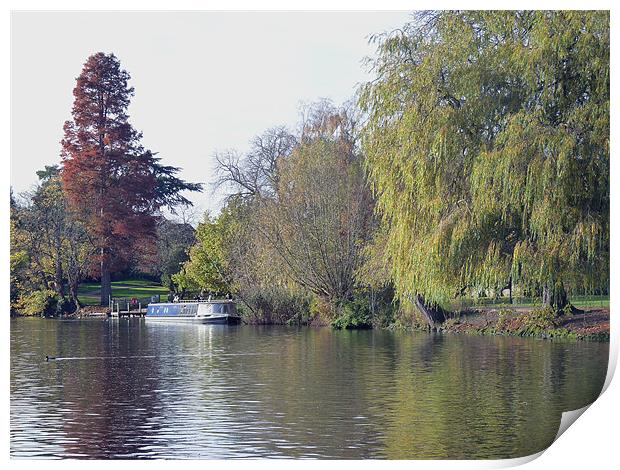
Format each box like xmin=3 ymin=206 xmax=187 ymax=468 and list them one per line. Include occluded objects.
xmin=11 ymin=289 xmax=78 ymax=317
xmin=330 ymin=288 xmax=398 ymax=330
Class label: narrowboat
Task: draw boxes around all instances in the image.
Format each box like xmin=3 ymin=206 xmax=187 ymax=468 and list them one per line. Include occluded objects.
xmin=145 ymin=300 xmax=241 ymax=324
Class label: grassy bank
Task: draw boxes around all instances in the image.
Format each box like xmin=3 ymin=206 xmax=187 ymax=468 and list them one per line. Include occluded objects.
xmin=448 ymin=295 xmax=609 ymax=311
xmin=77 ymin=279 xmax=168 ymax=306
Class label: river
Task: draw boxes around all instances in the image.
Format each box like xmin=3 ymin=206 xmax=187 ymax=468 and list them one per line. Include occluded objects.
xmin=10 ymin=317 xmax=608 ymax=459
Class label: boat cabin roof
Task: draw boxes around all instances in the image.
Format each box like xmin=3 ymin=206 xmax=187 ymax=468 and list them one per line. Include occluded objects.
xmin=154 ymin=299 xmax=235 ymax=305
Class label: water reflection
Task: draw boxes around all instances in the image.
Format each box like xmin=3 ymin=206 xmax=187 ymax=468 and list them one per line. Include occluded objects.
xmin=10 ymin=318 xmax=608 ymax=459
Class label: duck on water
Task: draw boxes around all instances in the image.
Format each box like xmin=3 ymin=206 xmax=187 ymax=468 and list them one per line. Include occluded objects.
xmin=145 ymin=299 xmax=242 ymax=324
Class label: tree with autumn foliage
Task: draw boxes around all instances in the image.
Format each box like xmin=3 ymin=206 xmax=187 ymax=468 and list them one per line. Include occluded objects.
xmin=61 ymin=52 xmax=201 ymax=305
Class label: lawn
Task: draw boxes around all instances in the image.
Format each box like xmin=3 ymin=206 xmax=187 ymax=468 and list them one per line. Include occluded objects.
xmin=78 ymin=279 xmax=169 ymax=306
xmin=449 ymin=295 xmax=609 ymax=311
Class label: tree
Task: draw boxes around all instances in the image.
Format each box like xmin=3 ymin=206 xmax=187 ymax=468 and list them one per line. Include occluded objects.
xmin=29 ymin=166 xmax=72 ymax=299
xmin=215 ymin=125 xmax=297 ymax=200
xmin=10 ymin=190 xmax=29 ymax=313
xmin=182 ymin=101 xmax=375 ymax=323
xmin=61 ymin=52 xmax=201 ymax=305
xmin=359 ymin=11 xmax=609 ymax=323
xmin=150 ymin=218 xmax=196 ymax=290
xmin=33 ymin=166 xmax=95 ymax=307
xmin=172 ymin=207 xmax=237 ymax=296
xmin=216 ymin=101 xmax=374 ymax=316
xmin=263 ymin=132 xmax=373 ymax=304
xmin=10 ymin=168 xmax=94 ymax=314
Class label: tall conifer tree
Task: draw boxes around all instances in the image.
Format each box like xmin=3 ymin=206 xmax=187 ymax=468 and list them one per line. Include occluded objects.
xmin=61 ymin=53 xmax=201 ymax=305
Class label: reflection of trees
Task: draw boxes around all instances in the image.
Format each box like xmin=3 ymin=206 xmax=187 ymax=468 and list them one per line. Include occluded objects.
xmin=11 ymin=320 xmax=609 ymax=459
xmin=236 ymin=327 xmax=387 ymax=458
xmin=146 ymin=326 xmax=389 ymax=458
xmin=371 ymin=333 xmax=608 ymax=459
xmin=52 ymin=319 xmax=166 ymax=457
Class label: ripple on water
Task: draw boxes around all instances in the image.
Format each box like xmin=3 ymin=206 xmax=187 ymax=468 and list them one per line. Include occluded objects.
xmin=10 ymin=319 xmax=608 ymax=459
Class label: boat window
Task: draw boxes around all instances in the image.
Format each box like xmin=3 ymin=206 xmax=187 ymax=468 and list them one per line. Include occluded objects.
xmin=211 ymin=304 xmax=222 ymax=314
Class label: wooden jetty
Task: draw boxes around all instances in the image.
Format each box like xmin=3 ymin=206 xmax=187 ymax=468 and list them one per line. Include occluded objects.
xmin=110 ymin=298 xmax=148 ymax=318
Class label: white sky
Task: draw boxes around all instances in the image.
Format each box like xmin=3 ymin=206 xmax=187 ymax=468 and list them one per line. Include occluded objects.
xmin=11 ymin=11 xmax=412 ymax=219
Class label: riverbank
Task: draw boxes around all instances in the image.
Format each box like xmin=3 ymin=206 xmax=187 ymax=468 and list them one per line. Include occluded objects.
xmin=419 ymin=306 xmax=610 ymax=342
xmin=26 ymin=301 xmax=610 ymax=342
xmin=67 ymin=305 xmax=112 ymax=318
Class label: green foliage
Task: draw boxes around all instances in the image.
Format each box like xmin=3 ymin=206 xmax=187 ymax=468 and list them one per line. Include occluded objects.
xmin=331 ymin=288 xmax=397 ymax=329
xmin=160 ymin=273 xmax=174 ymax=292
xmin=15 ymin=290 xmax=59 ymax=317
xmin=360 ymin=11 xmax=609 ymax=310
xmin=10 ymin=245 xmax=29 ymax=310
xmin=55 ymin=297 xmax=77 ymax=315
xmin=309 ymin=296 xmax=334 ymax=321
xmin=10 ymin=167 xmax=94 ymax=315
xmin=173 ymin=205 xmax=240 ymax=295
xmin=521 ymin=307 xmax=558 ymax=334
xmin=562 ymin=303 xmax=575 ymax=317
xmin=331 ymin=309 xmax=370 ymax=329
xmin=332 ymin=297 xmax=373 ymax=329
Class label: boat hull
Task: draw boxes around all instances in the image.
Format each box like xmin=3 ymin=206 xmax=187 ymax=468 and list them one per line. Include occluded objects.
xmin=145 ymin=301 xmax=241 ymax=324
xmin=145 ymin=314 xmax=241 ymax=325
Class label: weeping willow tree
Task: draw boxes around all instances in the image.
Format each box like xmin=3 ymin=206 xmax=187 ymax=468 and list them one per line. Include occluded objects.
xmin=359 ymin=11 xmax=609 ymax=324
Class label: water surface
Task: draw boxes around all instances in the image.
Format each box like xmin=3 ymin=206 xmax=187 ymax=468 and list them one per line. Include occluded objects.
xmin=10 ymin=318 xmax=608 ymax=459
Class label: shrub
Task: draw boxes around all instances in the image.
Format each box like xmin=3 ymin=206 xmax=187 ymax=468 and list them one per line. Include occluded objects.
xmin=521 ymin=306 xmax=557 ymax=334
xmin=331 ymin=298 xmax=372 ymax=329
xmin=331 ymin=288 xmax=397 ymax=329
xmin=15 ymin=290 xmax=59 ymax=316
xmin=241 ymin=287 xmax=311 ymax=325
xmin=309 ymin=296 xmax=335 ymax=323
xmin=56 ymin=297 xmax=77 ymax=315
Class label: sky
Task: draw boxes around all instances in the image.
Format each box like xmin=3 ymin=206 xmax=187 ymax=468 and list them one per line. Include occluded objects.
xmin=11 ymin=11 xmax=412 ymax=220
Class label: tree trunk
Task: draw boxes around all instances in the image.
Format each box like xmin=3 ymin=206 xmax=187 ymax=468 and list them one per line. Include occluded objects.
xmin=54 ymin=256 xmax=65 ymax=298
xmin=542 ymin=281 xmax=569 ymax=313
xmin=100 ymin=248 xmax=111 ymax=306
xmin=414 ymin=295 xmax=447 ymax=330
xmin=69 ymin=279 xmax=81 ymax=308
